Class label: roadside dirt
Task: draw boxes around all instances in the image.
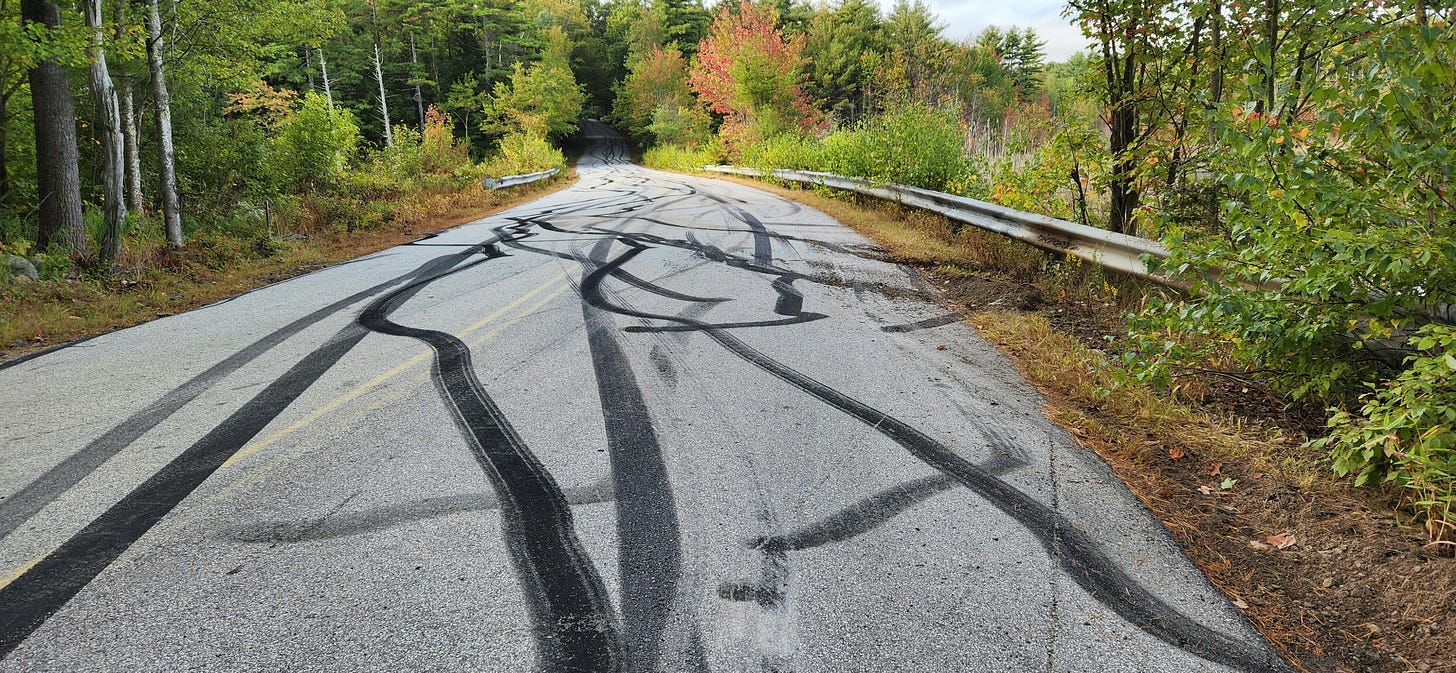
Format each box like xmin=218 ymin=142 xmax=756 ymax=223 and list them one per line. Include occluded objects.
xmin=926 ymin=263 xmax=1456 ymax=673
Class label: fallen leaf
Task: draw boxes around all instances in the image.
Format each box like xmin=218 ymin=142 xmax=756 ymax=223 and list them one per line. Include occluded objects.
xmin=1198 ymin=485 xmax=1215 ymax=496
xmin=935 ymin=344 xmax=947 ymax=351
xmin=1232 ymin=598 xmax=1250 ymax=609
xmin=1248 ymin=540 xmax=1272 ymax=551
xmin=1169 ymin=447 xmax=1186 ymax=460
xmin=1209 ymin=462 xmax=1223 ymax=477
xmin=1220 ymin=477 xmax=1237 ymax=490
xmin=1266 ymin=533 xmax=1296 ymax=549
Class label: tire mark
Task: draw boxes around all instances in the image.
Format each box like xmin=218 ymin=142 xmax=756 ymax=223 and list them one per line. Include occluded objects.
xmin=0 ymin=324 xmax=370 ymax=659
xmin=0 ymin=253 xmax=459 ymax=541
xmin=577 ymin=235 xmax=687 ymax=673
xmin=567 ymin=239 xmax=1290 ymax=673
xmin=357 ymin=247 xmax=623 ymax=673
xmin=880 ymin=311 xmax=967 ymax=333
xmin=0 ymin=250 xmax=489 ymax=660
xmin=229 ymin=482 xmax=616 ymax=544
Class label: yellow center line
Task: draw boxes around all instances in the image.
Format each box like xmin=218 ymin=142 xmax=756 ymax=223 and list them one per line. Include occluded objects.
xmin=0 ymin=559 xmax=41 ymax=591
xmin=1 ymin=273 xmax=575 ymax=592
xmin=221 ymin=270 xmax=570 ymax=470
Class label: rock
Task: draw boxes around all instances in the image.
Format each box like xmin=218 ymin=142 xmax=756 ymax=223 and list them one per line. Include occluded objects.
xmin=3 ymin=254 xmax=38 ymax=281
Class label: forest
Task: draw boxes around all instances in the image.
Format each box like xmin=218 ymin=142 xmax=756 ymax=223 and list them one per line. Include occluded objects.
xmin=2 ymin=0 xmax=1453 ymax=535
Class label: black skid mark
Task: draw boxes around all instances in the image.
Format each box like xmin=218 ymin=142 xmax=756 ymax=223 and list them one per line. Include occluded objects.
xmin=357 ymin=253 xmax=623 ymax=673
xmin=880 ymin=311 xmax=967 ymax=333
xmin=0 ymin=252 xmax=466 ymax=541
xmin=229 ymin=481 xmax=617 ymax=545
xmin=577 ymin=235 xmax=687 ymax=673
xmin=0 ymin=250 xmax=489 ymax=660
xmin=571 ymin=245 xmax=1291 ymax=673
xmin=0 ymin=324 xmax=372 ymax=660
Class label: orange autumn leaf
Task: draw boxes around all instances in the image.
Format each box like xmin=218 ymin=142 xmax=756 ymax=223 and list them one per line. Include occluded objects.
xmin=1208 ymin=462 xmax=1223 ymax=477
xmin=1168 ymin=447 xmax=1185 ymax=460
xmin=1265 ymin=533 xmax=1296 ymax=550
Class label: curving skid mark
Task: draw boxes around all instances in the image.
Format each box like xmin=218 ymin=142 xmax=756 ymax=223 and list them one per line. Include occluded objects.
xmin=357 ymin=249 xmax=624 ymax=673
xmin=0 ymin=249 xmax=489 ymax=660
xmin=559 ymin=239 xmax=1288 ymax=673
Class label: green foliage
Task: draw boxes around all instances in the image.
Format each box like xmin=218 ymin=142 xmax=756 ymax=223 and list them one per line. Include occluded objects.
xmin=482 ymin=26 xmax=585 ymax=139
xmin=269 ymin=92 xmax=362 ymax=193
xmin=1316 ymin=325 xmax=1456 ymax=531
xmin=817 ymin=103 xmax=971 ymax=192
xmin=740 ymin=134 xmax=821 ymax=172
xmin=480 ymin=132 xmax=566 ymax=178
xmin=614 ymin=44 xmax=700 ymax=143
xmin=642 ymin=141 xmax=725 ymax=171
xmin=369 ymin=106 xmax=479 ymax=189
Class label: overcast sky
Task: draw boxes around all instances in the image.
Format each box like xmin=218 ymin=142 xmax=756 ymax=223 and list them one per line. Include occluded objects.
xmin=873 ymin=0 xmax=1092 ymax=61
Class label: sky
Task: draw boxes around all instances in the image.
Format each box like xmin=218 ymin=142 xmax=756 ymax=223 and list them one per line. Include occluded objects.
xmin=873 ymin=0 xmax=1092 ymax=61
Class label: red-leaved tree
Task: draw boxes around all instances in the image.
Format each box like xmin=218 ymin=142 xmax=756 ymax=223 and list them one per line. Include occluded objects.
xmin=689 ymin=0 xmax=821 ymax=149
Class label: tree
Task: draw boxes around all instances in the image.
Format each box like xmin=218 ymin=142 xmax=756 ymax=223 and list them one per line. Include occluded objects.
xmin=689 ymin=0 xmax=820 ymax=149
xmin=803 ymin=0 xmax=884 ymax=123
xmin=978 ymin=26 xmax=1046 ymax=99
xmin=21 ymin=0 xmax=84 ymax=253
xmin=482 ymin=26 xmax=584 ymax=139
xmin=84 ymin=0 xmax=127 ymax=264
xmin=145 ymin=0 xmax=182 ymax=246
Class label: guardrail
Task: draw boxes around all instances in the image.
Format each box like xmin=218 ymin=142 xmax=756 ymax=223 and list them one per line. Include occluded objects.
xmin=483 ymin=167 xmax=560 ymax=190
xmin=703 ymin=165 xmax=1177 ymax=288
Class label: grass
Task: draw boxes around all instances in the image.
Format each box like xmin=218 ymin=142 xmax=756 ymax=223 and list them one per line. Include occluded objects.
xmin=0 ymin=175 xmax=573 ymax=362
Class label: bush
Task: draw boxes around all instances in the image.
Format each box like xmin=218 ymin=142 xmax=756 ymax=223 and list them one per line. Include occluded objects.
xmin=1315 ymin=324 xmax=1456 ymax=540
xmin=818 ymin=103 xmax=972 ymax=192
xmin=1132 ymin=22 xmax=1455 ymax=529
xmin=269 ymin=92 xmax=361 ymax=193
xmin=480 ymin=132 xmax=565 ymax=178
xmin=739 ymin=133 xmax=822 ymax=172
xmin=643 ymin=142 xmax=725 ymax=172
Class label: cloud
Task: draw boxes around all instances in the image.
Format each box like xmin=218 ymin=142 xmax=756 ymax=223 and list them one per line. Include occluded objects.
xmin=875 ymin=0 xmax=1092 ymax=60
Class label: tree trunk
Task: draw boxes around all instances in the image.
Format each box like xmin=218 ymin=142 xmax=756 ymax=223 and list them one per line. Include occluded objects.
xmin=373 ymin=41 xmax=393 ymax=147
xmin=410 ymin=33 xmax=424 ymax=126
xmin=1108 ymin=103 xmax=1139 ymax=236
xmin=0 ymin=92 xmax=9 ymax=210
xmin=317 ymin=47 xmax=335 ymax=110
xmin=121 ymin=82 xmax=144 ymax=217
xmin=304 ymin=45 xmax=316 ymax=92
xmin=21 ymin=0 xmax=85 ymax=253
xmin=115 ymin=0 xmax=143 ymax=218
xmin=85 ymin=0 xmax=128 ymax=265
xmin=1107 ymin=41 xmax=1139 ymax=236
xmin=146 ymin=0 xmax=182 ymax=246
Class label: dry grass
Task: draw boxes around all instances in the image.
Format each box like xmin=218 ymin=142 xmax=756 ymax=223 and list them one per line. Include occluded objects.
xmin=0 ymin=175 xmax=573 ymax=363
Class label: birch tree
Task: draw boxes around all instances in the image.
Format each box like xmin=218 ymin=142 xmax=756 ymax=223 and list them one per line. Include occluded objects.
xmin=84 ymin=0 xmax=127 ymax=264
xmin=145 ymin=0 xmax=182 ymax=246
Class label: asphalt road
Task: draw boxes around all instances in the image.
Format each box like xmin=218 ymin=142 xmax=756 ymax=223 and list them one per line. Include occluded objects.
xmin=0 ymin=123 xmax=1290 ymax=672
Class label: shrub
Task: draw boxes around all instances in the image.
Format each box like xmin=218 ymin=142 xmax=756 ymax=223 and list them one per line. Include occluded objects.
xmin=480 ymin=132 xmax=565 ymax=178
xmin=818 ymin=103 xmax=971 ymax=192
xmin=643 ymin=142 xmax=724 ymax=171
xmin=269 ymin=92 xmax=361 ymax=193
